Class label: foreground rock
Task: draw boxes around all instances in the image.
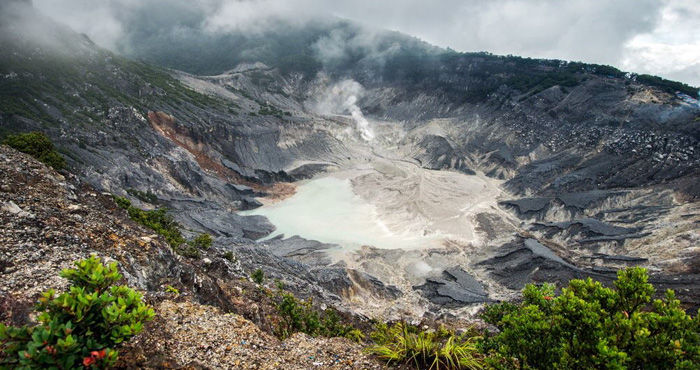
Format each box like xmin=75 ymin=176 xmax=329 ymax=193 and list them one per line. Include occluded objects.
xmin=119 ymin=300 xmax=380 ymax=369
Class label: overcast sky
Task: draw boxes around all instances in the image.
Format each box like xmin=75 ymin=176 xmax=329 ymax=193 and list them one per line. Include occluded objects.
xmin=34 ymin=0 xmax=700 ymax=87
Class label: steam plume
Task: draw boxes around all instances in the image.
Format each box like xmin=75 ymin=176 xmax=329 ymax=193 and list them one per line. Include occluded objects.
xmin=313 ymin=79 xmax=375 ymax=142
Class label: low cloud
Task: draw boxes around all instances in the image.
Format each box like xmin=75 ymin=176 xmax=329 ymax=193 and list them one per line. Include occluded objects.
xmin=32 ymin=0 xmax=700 ymax=86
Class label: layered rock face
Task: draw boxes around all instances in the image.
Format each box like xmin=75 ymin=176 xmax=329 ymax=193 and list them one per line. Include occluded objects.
xmin=1 ymin=1 xmax=699 ymax=318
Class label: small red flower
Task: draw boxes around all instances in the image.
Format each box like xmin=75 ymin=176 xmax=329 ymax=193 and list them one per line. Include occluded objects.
xmin=83 ymin=356 xmax=96 ymax=367
xmin=544 ymin=296 xmax=553 ymax=301
xmin=45 ymin=345 xmax=56 ymax=355
xmin=97 ymin=349 xmax=107 ymax=359
xmin=90 ymin=351 xmax=100 ymax=358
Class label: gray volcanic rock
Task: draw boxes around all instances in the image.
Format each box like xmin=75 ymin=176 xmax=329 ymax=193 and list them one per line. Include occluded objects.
xmin=286 ymin=163 xmax=338 ymax=179
xmin=556 ymin=190 xmax=627 ymax=209
xmin=347 ymin=269 xmax=403 ymax=300
xmin=500 ymin=197 xmax=552 ymax=214
xmin=578 ymin=233 xmax=652 ymax=243
xmin=534 ymin=218 xmax=640 ymax=237
xmin=412 ymin=135 xmax=475 ymax=174
xmin=262 ymin=236 xmax=335 ymax=266
xmin=415 ymin=267 xmax=489 ymax=306
xmin=585 ymin=253 xmax=649 ymax=263
xmin=172 ymin=205 xmax=275 ymax=240
xmin=256 ymin=236 xmax=403 ymax=300
xmin=522 ymin=238 xmax=575 ymax=268
xmin=478 ymin=238 xmax=583 ymax=290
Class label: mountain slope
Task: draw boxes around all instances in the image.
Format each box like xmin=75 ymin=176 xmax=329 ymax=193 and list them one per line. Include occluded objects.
xmin=2 ymin=1 xmax=699 ymax=315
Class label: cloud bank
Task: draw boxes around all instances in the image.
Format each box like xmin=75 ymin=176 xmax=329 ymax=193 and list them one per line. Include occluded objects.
xmin=33 ymin=0 xmax=700 ymax=86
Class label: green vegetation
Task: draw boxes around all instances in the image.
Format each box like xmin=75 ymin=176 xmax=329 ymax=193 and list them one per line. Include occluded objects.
xmin=360 ymin=268 xmax=697 ymax=369
xmin=113 ymin=196 xmax=212 ymax=259
xmin=368 ymin=322 xmax=483 ymax=369
xmin=113 ymin=196 xmax=185 ymax=248
xmin=2 ymin=131 xmax=65 ymax=170
xmin=257 ymin=102 xmax=287 ymax=118
xmin=165 ymin=285 xmax=180 ymax=296
xmin=0 ymin=256 xmax=154 ymax=368
xmin=189 ymin=233 xmax=212 ymax=250
xmin=480 ymin=267 xmax=699 ymax=369
xmin=274 ymin=292 xmax=361 ymax=341
xmin=251 ymin=268 xmax=265 ymax=284
xmin=222 ymin=251 xmax=235 ymax=262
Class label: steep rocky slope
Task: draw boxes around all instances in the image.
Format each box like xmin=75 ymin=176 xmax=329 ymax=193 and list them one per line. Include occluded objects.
xmin=0 ymin=145 xmax=381 ymax=369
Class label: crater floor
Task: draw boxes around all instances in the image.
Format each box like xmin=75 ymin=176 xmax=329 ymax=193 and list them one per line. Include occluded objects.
xmin=239 ymin=132 xmax=519 ymax=317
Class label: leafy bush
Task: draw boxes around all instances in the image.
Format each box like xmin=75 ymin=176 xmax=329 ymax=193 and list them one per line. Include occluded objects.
xmin=222 ymin=251 xmax=235 ymax=262
xmin=165 ymin=285 xmax=180 ymax=296
xmin=481 ymin=267 xmax=700 ymax=369
xmin=113 ymin=196 xmax=213 ymax=259
xmin=0 ymin=256 xmax=154 ymax=368
xmin=189 ymin=233 xmax=212 ymax=250
xmin=251 ymin=268 xmax=265 ymax=284
xmin=367 ymin=322 xmax=483 ymax=369
xmin=275 ymin=292 xmax=359 ymax=341
xmin=113 ymin=196 xmax=194 ymax=256
xmin=2 ymin=131 xmax=65 ymax=170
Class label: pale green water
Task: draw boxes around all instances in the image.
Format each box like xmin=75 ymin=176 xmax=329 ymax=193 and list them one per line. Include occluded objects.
xmin=241 ymin=176 xmax=434 ymax=249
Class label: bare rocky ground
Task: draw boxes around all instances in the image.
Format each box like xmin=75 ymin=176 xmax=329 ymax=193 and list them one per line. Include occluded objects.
xmin=118 ymin=300 xmax=381 ymax=369
xmin=0 ymin=145 xmax=383 ymax=369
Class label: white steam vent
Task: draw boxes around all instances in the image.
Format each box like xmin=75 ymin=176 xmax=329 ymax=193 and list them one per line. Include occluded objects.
xmin=314 ymin=79 xmax=375 ymax=141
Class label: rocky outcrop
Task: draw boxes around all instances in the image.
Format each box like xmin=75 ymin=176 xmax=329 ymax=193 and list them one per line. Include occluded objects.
xmin=415 ymin=268 xmax=489 ymax=306
xmin=117 ymin=300 xmax=380 ymax=369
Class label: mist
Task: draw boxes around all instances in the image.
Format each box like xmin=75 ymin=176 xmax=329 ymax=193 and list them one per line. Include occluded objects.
xmin=0 ymin=0 xmax=96 ymax=56
xmin=31 ymin=0 xmax=700 ymax=86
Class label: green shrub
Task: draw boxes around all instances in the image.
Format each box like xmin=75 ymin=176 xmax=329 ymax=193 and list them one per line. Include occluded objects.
xmin=367 ymin=322 xmax=484 ymax=369
xmin=125 ymin=208 xmax=184 ymax=248
xmin=113 ymin=196 xmax=189 ymax=254
xmin=481 ymin=267 xmax=700 ymax=369
xmin=189 ymin=233 xmax=212 ymax=250
xmin=177 ymin=245 xmax=201 ymax=259
xmin=274 ymin=292 xmax=358 ymax=340
xmin=2 ymin=131 xmax=65 ymax=170
xmin=165 ymin=285 xmax=180 ymax=296
xmin=222 ymin=251 xmax=235 ymax=262
xmin=251 ymin=268 xmax=265 ymax=284
xmin=345 ymin=328 xmax=365 ymax=343
xmin=0 ymin=256 xmax=154 ymax=368
xmin=114 ymin=196 xmax=213 ymax=259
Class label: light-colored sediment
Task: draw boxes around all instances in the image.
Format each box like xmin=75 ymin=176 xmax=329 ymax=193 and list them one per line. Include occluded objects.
xmin=241 ymin=126 xmax=522 ymax=318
